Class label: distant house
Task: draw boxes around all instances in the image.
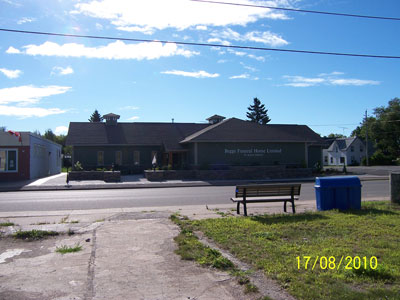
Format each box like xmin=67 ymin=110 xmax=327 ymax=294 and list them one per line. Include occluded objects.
xmin=0 ymin=131 xmax=62 ymax=181
xmin=323 ymin=137 xmax=368 ymax=166
xmin=66 ymin=113 xmax=324 ymax=173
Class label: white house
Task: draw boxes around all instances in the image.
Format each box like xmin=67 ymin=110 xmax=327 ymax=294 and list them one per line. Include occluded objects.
xmin=323 ymin=137 xmax=367 ymax=166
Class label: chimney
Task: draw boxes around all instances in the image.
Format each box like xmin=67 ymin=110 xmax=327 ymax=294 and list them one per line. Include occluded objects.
xmin=206 ymin=114 xmax=225 ymax=125
xmin=103 ymin=113 xmax=120 ymax=126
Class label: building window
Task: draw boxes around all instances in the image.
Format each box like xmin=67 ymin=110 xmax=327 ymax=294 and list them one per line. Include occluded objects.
xmin=134 ymin=151 xmax=140 ymax=166
xmin=324 ymin=156 xmax=328 ymax=163
xmin=0 ymin=149 xmax=18 ymax=172
xmin=115 ymin=151 xmax=122 ymax=166
xmin=97 ymin=151 xmax=104 ymax=166
xmin=330 ymin=157 xmax=333 ymax=164
xmin=360 ymin=146 xmax=363 ymax=152
xmin=340 ymin=157 xmax=345 ymax=164
xmin=351 ymin=146 xmax=354 ymax=152
xmin=335 ymin=147 xmax=338 ymax=153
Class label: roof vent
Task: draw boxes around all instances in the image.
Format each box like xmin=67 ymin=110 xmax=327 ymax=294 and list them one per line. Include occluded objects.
xmin=206 ymin=114 xmax=225 ymax=125
xmin=103 ymin=113 xmax=120 ymax=126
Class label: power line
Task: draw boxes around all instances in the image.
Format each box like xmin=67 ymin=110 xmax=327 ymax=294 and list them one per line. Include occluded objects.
xmin=1 ymin=28 xmax=400 ymax=59
xmin=309 ymin=120 xmax=400 ymax=126
xmin=190 ymin=0 xmax=400 ymax=21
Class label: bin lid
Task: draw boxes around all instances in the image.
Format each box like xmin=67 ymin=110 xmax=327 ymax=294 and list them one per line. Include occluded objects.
xmin=315 ymin=176 xmax=361 ymax=187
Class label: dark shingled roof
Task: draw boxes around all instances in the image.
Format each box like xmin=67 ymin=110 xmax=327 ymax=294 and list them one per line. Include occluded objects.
xmin=66 ymin=122 xmax=209 ymax=151
xmin=180 ymin=118 xmax=323 ymax=143
xmin=67 ymin=118 xmax=323 ymax=150
xmin=327 ymin=137 xmax=357 ymax=151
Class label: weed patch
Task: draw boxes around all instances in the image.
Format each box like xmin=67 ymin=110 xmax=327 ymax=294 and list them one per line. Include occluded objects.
xmin=14 ymin=229 xmax=59 ymax=240
xmin=0 ymin=221 xmax=14 ymax=227
xmin=56 ymin=243 xmax=82 ymax=254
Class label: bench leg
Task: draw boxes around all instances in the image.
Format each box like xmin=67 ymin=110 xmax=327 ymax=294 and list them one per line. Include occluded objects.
xmin=284 ymin=201 xmax=287 ymax=213
xmin=237 ymin=202 xmax=240 ymax=214
xmin=243 ymin=202 xmax=247 ymax=216
xmin=292 ymin=200 xmax=296 ymax=214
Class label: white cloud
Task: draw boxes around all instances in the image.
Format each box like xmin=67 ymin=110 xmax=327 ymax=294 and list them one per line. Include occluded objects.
xmin=52 ymin=66 xmax=74 ymax=76
xmin=0 ymin=85 xmax=71 ymax=105
xmin=6 ymin=46 xmax=21 ymax=54
xmin=72 ymin=0 xmax=291 ymax=33
xmin=228 ymin=49 xmax=247 ymax=56
xmin=116 ymin=26 xmax=155 ymax=35
xmin=0 ymin=68 xmax=22 ymax=79
xmin=196 ymin=25 xmax=208 ymax=31
xmin=17 ymin=17 xmax=35 ymax=24
xmin=318 ymin=71 xmax=344 ymax=77
xmin=95 ymin=23 xmax=104 ymax=30
xmin=248 ymin=54 xmax=265 ymax=61
xmin=282 ymin=73 xmax=381 ymax=87
xmin=127 ymin=116 xmax=140 ymax=121
xmin=54 ymin=126 xmax=69 ymax=135
xmin=244 ymin=31 xmax=288 ymax=47
xmin=207 ymin=38 xmax=231 ymax=46
xmin=1 ymin=0 xmax=22 ymax=7
xmin=229 ymin=74 xmax=250 ymax=79
xmin=283 ymin=75 xmax=325 ymax=87
xmin=240 ymin=63 xmax=257 ymax=72
xmin=0 ymin=85 xmax=70 ymax=118
xmin=226 ymin=48 xmax=265 ymax=61
xmin=329 ymin=79 xmax=380 ymax=86
xmin=161 ymin=70 xmax=219 ymax=78
xmin=0 ymin=105 xmax=66 ymax=118
xmin=9 ymin=41 xmax=198 ymax=60
xmin=211 ymin=28 xmax=288 ymax=47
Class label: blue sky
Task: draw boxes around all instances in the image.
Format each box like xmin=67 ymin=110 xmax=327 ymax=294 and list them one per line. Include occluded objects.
xmin=0 ymin=0 xmax=399 ymax=137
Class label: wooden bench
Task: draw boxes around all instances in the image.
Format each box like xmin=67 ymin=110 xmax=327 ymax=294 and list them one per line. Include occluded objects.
xmin=231 ymin=184 xmax=301 ymax=216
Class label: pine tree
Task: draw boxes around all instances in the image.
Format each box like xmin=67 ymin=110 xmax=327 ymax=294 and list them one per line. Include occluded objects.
xmin=88 ymin=109 xmax=103 ymax=122
xmin=246 ymin=97 xmax=271 ymax=124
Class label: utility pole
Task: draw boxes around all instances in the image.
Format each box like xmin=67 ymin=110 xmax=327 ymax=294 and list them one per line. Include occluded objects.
xmin=365 ymin=110 xmax=369 ymax=166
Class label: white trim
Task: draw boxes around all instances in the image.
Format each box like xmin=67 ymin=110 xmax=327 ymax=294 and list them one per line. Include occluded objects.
xmin=0 ymin=148 xmax=18 ymax=173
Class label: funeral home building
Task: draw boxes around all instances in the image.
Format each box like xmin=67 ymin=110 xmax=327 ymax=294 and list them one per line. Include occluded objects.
xmin=66 ymin=113 xmax=323 ymax=173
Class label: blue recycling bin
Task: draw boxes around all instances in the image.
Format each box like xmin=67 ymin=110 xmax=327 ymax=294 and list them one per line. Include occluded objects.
xmin=315 ymin=176 xmax=362 ymax=211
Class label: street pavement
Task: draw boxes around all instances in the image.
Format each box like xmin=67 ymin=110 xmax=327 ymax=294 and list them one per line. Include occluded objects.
xmin=0 ymin=171 xmax=390 ymax=193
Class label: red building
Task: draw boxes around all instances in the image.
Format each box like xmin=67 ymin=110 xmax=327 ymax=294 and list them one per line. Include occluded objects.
xmin=0 ymin=131 xmax=61 ymax=181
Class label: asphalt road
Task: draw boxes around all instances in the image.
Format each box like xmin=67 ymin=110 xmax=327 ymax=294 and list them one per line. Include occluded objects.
xmin=0 ymin=180 xmax=389 ymax=212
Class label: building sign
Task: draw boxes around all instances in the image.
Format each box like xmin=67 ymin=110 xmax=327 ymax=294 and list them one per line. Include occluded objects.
xmin=224 ymin=148 xmax=282 ymax=157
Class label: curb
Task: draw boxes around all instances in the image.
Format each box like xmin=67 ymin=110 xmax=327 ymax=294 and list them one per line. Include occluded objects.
xmin=0 ymin=176 xmax=388 ymax=193
xmin=0 ymin=178 xmax=317 ymax=192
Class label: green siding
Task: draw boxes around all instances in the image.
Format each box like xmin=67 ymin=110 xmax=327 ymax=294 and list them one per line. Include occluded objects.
xmin=73 ymin=146 xmax=162 ymax=171
xmin=308 ymin=145 xmax=322 ymax=168
xmin=194 ymin=142 xmax=306 ymax=166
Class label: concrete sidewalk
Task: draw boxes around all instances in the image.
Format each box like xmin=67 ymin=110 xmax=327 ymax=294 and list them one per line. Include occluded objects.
xmin=0 ymin=172 xmax=389 ymax=192
xmin=0 ymin=203 xmax=306 ymax=300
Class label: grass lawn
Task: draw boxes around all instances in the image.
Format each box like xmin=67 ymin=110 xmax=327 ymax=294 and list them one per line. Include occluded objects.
xmin=192 ymin=201 xmax=400 ymax=300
